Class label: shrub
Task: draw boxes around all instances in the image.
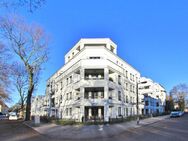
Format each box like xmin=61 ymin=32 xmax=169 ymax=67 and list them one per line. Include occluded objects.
xmin=55 ymin=119 xmax=77 ymax=125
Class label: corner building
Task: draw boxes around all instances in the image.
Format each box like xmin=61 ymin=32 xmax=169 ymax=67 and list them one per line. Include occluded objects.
xmin=46 ymin=38 xmax=141 ymax=122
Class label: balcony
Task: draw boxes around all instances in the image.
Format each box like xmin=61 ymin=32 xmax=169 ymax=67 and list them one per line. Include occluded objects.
xmin=85 ymin=69 xmax=104 ymax=80
xmin=84 ymin=87 xmax=104 ymax=99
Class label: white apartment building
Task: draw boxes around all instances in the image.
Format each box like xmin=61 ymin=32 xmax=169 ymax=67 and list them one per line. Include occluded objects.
xmin=46 ymin=38 xmax=141 ymax=122
xmin=31 ymin=95 xmax=49 ymax=117
xmin=138 ymin=77 xmax=166 ymax=115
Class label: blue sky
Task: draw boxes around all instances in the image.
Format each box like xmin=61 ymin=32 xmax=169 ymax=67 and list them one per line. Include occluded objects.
xmin=4 ymin=0 xmax=188 ymax=104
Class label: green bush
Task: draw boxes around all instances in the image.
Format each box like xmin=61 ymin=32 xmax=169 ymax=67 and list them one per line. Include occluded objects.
xmin=55 ymin=119 xmax=77 ymax=125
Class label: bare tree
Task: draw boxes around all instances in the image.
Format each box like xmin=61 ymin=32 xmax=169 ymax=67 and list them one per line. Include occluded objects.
xmin=11 ymin=63 xmax=28 ymax=118
xmin=0 ymin=15 xmax=49 ymax=120
xmin=0 ymin=42 xmax=10 ymax=105
xmin=170 ymin=83 xmax=188 ymax=111
xmin=0 ymin=0 xmax=46 ymax=12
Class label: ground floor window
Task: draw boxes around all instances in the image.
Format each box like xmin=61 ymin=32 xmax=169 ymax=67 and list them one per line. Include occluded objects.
xmin=118 ymin=107 xmax=121 ymax=116
xmin=126 ymin=108 xmax=128 ymax=116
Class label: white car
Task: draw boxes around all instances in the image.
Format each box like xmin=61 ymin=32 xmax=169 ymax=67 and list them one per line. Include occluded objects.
xmin=9 ymin=114 xmax=18 ymax=120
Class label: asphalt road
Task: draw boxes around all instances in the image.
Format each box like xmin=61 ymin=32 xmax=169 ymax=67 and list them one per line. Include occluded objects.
xmin=0 ymin=114 xmax=188 ymax=141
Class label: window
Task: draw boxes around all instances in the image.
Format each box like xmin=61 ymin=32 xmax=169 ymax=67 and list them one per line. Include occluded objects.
xmin=156 ymin=102 xmax=159 ymax=107
xmin=126 ymin=70 xmax=128 ymax=78
xmin=61 ymin=81 xmax=63 ymax=90
xmin=126 ymin=83 xmax=128 ymax=90
xmin=133 ymin=85 xmax=135 ymax=93
xmin=66 ymin=93 xmax=69 ymax=100
xmin=70 ymin=76 xmax=72 ymax=83
xmin=89 ymin=56 xmax=100 ymax=59
xmin=130 ymin=73 xmax=132 ymax=81
xmin=68 ymin=56 xmax=70 ymax=61
xmin=56 ymin=84 xmax=58 ymax=92
xmin=60 ymin=95 xmax=62 ymax=103
xmin=84 ymin=44 xmax=106 ymax=47
xmin=94 ymin=92 xmax=98 ymax=99
xmin=145 ymin=101 xmax=149 ymax=106
xmin=72 ymin=52 xmax=74 ymax=56
xmin=118 ymin=91 xmax=121 ymax=101
xmin=144 ymin=86 xmax=150 ymax=89
xmin=66 ymin=108 xmax=68 ymax=116
xmin=70 ymin=92 xmax=72 ymax=100
xmin=70 ymin=108 xmax=72 ymax=116
xmin=130 ymin=85 xmax=132 ymax=92
xmin=126 ymin=108 xmax=128 ymax=116
xmin=126 ymin=95 xmax=128 ymax=103
xmin=66 ymin=78 xmax=69 ymax=85
xmin=76 ymin=46 xmax=80 ymax=52
xmin=118 ymin=107 xmax=121 ymax=116
xmin=100 ymin=92 xmax=104 ymax=98
xmin=141 ymin=81 xmax=147 ymax=84
xmin=110 ymin=45 xmax=114 ymax=52
xmin=130 ymin=96 xmax=132 ymax=103
xmin=118 ymin=75 xmax=121 ymax=85
xmin=133 ymin=75 xmax=135 ymax=82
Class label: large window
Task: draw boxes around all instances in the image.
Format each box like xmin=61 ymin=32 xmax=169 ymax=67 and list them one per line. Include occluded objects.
xmin=118 ymin=91 xmax=121 ymax=101
xmin=118 ymin=107 xmax=121 ymax=116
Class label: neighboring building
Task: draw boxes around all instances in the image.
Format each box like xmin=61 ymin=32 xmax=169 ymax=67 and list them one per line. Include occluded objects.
xmin=185 ymin=100 xmax=188 ymax=112
xmin=46 ymin=38 xmax=141 ymax=122
xmin=31 ymin=95 xmax=49 ymax=117
xmin=0 ymin=103 xmax=9 ymax=114
xmin=138 ymin=77 xmax=166 ymax=115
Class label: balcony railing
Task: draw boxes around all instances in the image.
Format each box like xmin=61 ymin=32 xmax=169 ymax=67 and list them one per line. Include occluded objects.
xmin=85 ymin=76 xmax=104 ymax=80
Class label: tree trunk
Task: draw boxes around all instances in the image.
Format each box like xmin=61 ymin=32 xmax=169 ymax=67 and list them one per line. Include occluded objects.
xmin=25 ymin=71 xmax=34 ymax=121
xmin=25 ymin=84 xmax=34 ymax=120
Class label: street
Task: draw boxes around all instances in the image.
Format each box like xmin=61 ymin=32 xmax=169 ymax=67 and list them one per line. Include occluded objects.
xmin=0 ymin=114 xmax=188 ymax=141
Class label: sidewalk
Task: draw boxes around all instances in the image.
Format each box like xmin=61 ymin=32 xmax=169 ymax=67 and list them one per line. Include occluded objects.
xmin=24 ymin=115 xmax=169 ymax=140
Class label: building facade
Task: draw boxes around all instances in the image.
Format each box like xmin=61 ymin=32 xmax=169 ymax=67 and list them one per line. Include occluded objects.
xmin=0 ymin=103 xmax=8 ymax=114
xmin=138 ymin=77 xmax=166 ymax=115
xmin=31 ymin=95 xmax=49 ymax=117
xmin=46 ymin=38 xmax=141 ymax=122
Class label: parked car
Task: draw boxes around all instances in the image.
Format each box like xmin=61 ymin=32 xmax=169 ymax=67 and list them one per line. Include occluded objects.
xmin=170 ymin=111 xmax=184 ymax=118
xmin=178 ymin=111 xmax=184 ymax=116
xmin=0 ymin=112 xmax=7 ymax=120
xmin=9 ymin=112 xmax=18 ymax=120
